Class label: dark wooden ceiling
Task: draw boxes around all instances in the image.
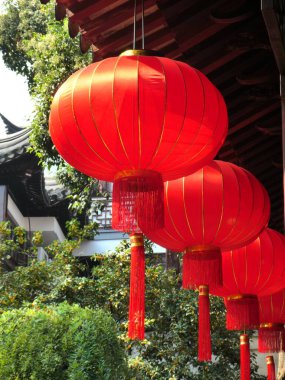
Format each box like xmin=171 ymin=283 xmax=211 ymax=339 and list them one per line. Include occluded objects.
xmin=46 ymin=0 xmax=284 ymax=232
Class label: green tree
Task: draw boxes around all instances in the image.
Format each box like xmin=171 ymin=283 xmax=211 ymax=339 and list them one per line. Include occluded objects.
xmin=0 ymin=233 xmax=265 ymax=379
xmin=0 ymin=219 xmax=97 ymax=309
xmin=0 ymin=0 xmax=100 ymax=215
xmin=0 ymin=303 xmax=127 ymax=380
xmin=0 ymin=220 xmax=44 ymax=272
xmin=90 ymin=245 xmax=264 ymax=380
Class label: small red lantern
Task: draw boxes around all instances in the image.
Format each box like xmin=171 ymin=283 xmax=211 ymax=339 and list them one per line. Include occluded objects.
xmin=143 ymin=160 xmax=270 ymax=360
xmin=258 ymin=289 xmax=285 ymax=353
xmin=49 ymin=51 xmax=228 ymax=233
xmin=211 ymin=229 xmax=285 ymax=380
xmin=212 ymin=229 xmax=285 ymax=331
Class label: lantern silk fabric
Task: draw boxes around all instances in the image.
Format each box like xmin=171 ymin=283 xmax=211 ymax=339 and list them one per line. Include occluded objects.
xmin=213 ymin=229 xmax=285 ymax=298
xmin=144 ymin=160 xmax=270 ymax=252
xmin=259 ymin=289 xmax=285 ymax=325
xmin=50 ymin=54 xmax=228 ymax=233
xmin=49 ymin=55 xmax=228 ymax=182
xmin=211 ymin=229 xmax=285 ymax=330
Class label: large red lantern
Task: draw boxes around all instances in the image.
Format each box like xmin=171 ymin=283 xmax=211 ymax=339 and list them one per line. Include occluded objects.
xmin=50 ymin=51 xmax=228 ymax=341
xmin=49 ymin=51 xmax=228 ymax=233
xmin=258 ymin=289 xmax=285 ymax=353
xmin=142 ymin=160 xmax=270 ymax=361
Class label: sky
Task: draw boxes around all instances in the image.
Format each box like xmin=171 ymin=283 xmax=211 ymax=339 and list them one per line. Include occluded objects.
xmin=0 ymin=0 xmax=33 ymax=134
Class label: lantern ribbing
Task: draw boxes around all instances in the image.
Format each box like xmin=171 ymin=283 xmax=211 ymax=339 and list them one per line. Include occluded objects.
xmin=50 ymin=56 xmax=228 ymax=232
xmin=212 ymin=229 xmax=285 ymax=331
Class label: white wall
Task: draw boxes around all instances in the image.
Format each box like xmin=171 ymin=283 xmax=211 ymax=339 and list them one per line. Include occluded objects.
xmin=251 ymin=334 xmax=278 ymax=377
xmin=73 ymin=230 xmax=166 ymax=256
xmin=7 ymin=195 xmax=65 ymax=244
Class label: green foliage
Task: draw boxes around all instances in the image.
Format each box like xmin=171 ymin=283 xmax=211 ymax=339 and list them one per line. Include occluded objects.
xmin=0 ymin=221 xmax=44 ymax=270
xmin=13 ymin=225 xmax=27 ymax=245
xmin=0 ymin=220 xmax=98 ymax=309
xmin=65 ymin=218 xmax=99 ymax=240
xmin=0 ymin=235 xmax=265 ymax=379
xmin=0 ymin=0 xmax=46 ymax=82
xmin=0 ymin=0 xmax=100 ymax=215
xmin=0 ymin=221 xmax=12 ymax=238
xmin=92 ymin=248 xmax=240 ymax=380
xmin=31 ymin=230 xmax=44 ymax=246
xmin=0 ymin=303 xmax=127 ymax=379
xmin=0 ymin=218 xmax=97 ymax=275
xmin=91 ymin=244 xmax=264 ymax=379
xmin=0 ymin=0 xmax=90 ymax=164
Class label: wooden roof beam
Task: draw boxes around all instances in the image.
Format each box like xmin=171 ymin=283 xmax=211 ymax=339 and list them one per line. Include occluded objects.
xmin=229 ymin=102 xmax=280 ymax=135
xmin=262 ymin=0 xmax=285 ymax=74
xmin=79 ymin=0 xmax=158 ymax=37
xmin=62 ymin=0 xmax=128 ymax=22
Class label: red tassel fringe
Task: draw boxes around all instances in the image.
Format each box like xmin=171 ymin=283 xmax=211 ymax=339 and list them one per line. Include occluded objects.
xmin=240 ymin=334 xmax=250 ymax=380
xmin=112 ymin=170 xmax=164 ymax=233
xmin=182 ymin=248 xmax=222 ymax=289
xmin=226 ymin=295 xmax=259 ymax=330
xmin=128 ymin=233 xmax=145 ymax=340
xmin=266 ymin=356 xmax=276 ymax=380
xmin=258 ymin=325 xmax=285 ymax=353
xmin=198 ymin=285 xmax=212 ymax=361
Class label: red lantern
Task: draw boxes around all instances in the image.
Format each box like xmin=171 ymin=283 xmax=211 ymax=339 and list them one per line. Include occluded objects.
xmin=211 ymin=229 xmax=285 ymax=380
xmin=212 ymin=229 xmax=285 ymax=331
xmin=50 ymin=51 xmax=228 ymax=341
xmin=145 ymin=160 xmax=270 ymax=286
xmin=143 ymin=160 xmax=270 ymax=360
xmin=49 ymin=51 xmax=228 ymax=233
xmin=266 ymin=356 xmax=276 ymax=380
xmin=258 ymin=289 xmax=285 ymax=353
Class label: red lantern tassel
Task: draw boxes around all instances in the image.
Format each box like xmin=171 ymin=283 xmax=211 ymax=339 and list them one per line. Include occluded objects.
xmin=128 ymin=233 xmax=145 ymax=340
xmin=266 ymin=356 xmax=276 ymax=380
xmin=112 ymin=170 xmax=164 ymax=233
xmin=182 ymin=247 xmax=222 ymax=289
xmin=240 ymin=334 xmax=250 ymax=380
xmin=258 ymin=324 xmax=285 ymax=353
xmin=198 ymin=285 xmax=212 ymax=361
xmin=226 ymin=295 xmax=259 ymax=330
